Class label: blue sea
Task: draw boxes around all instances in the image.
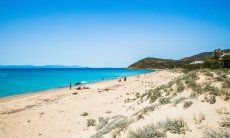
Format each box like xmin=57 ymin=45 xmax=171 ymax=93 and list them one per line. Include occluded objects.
xmin=0 ymin=68 xmax=152 ymax=97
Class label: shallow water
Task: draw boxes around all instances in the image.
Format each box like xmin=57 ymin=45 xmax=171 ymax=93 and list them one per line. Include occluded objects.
xmin=0 ymin=68 xmax=152 ymax=97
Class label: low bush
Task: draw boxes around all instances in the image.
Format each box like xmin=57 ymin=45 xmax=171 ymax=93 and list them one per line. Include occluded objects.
xmin=209 ymin=95 xmax=216 ymax=104
xmin=158 ymin=97 xmax=171 ymax=105
xmin=203 ymin=128 xmax=230 ymax=138
xmin=81 ymin=112 xmax=89 ymax=116
xmin=135 ymin=93 xmax=141 ymax=98
xmin=87 ymin=119 xmax=96 ymax=127
xmin=158 ymin=118 xmax=187 ymax=134
xmin=183 ymin=101 xmax=193 ymax=109
xmin=204 ymin=85 xmax=219 ymax=96
xmin=220 ymin=88 xmax=230 ymax=101
xmin=173 ymin=97 xmax=186 ymax=106
xmin=204 ymin=71 xmax=214 ymax=77
xmin=95 ymin=117 xmax=109 ymax=131
xmin=220 ymin=117 xmax=230 ymax=128
xmin=148 ymin=89 xmax=161 ymax=103
xmin=129 ymin=124 xmax=166 ymax=138
xmin=176 ymin=81 xmax=185 ymax=93
xmin=129 ymin=118 xmax=187 ymax=138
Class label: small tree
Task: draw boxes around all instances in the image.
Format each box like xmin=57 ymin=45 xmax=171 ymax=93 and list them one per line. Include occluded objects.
xmin=213 ymin=49 xmax=222 ymax=59
xmin=222 ymin=55 xmax=230 ymax=68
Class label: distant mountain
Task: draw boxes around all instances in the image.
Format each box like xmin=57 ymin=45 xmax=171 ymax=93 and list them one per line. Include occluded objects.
xmin=0 ymin=65 xmax=82 ymax=68
xmin=180 ymin=49 xmax=230 ymax=62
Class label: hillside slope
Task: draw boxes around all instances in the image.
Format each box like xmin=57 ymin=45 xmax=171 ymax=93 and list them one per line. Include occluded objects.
xmin=129 ymin=49 xmax=230 ymax=69
xmin=128 ymin=58 xmax=188 ymax=69
xmin=181 ymin=49 xmax=230 ymax=62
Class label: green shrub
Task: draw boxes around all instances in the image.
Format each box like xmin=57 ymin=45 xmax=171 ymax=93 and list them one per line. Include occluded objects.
xmin=81 ymin=112 xmax=89 ymax=116
xmin=176 ymin=81 xmax=185 ymax=93
xmin=203 ymin=128 xmax=230 ymax=138
xmin=204 ymin=72 xmax=214 ymax=77
xmin=204 ymin=85 xmax=219 ymax=96
xmin=148 ymin=89 xmax=161 ymax=103
xmin=220 ymin=117 xmax=230 ymax=128
xmin=209 ymin=95 xmax=216 ymax=104
xmin=158 ymin=118 xmax=187 ymax=134
xmin=215 ymin=76 xmax=225 ymax=82
xmin=129 ymin=124 xmax=166 ymax=138
xmin=135 ymin=93 xmax=141 ymax=98
xmin=87 ymin=119 xmax=96 ymax=127
xmin=158 ymin=97 xmax=171 ymax=105
xmin=183 ymin=101 xmax=193 ymax=109
xmin=129 ymin=118 xmax=187 ymax=138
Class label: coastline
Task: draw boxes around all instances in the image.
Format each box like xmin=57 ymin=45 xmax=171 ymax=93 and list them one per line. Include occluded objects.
xmin=0 ymin=69 xmax=154 ymax=101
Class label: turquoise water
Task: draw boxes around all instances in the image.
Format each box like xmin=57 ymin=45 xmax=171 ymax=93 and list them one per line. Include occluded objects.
xmin=0 ymin=68 xmax=152 ymax=97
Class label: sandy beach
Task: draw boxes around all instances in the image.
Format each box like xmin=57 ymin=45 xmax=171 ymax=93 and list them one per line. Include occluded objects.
xmin=0 ymin=70 xmax=229 ymax=138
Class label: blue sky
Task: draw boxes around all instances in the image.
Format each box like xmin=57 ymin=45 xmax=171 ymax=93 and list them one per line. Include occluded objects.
xmin=0 ymin=0 xmax=229 ymax=67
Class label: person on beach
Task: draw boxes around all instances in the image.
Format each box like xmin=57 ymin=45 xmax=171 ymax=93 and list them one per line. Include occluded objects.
xmin=124 ymin=77 xmax=127 ymax=81
xmin=69 ymin=83 xmax=72 ymax=90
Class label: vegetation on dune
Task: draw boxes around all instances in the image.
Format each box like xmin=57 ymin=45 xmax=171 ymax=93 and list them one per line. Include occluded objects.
xmin=91 ymin=68 xmax=229 ymax=138
xmin=95 ymin=117 xmax=109 ymax=131
xmin=220 ymin=116 xmax=230 ymax=128
xmin=203 ymin=128 xmax=230 ymax=138
xmin=183 ymin=101 xmax=193 ymax=109
xmin=87 ymin=119 xmax=96 ymax=127
xmin=158 ymin=97 xmax=171 ymax=105
xmin=81 ymin=112 xmax=89 ymax=116
xmin=129 ymin=118 xmax=187 ymax=138
xmin=140 ymin=68 xmax=229 ymax=104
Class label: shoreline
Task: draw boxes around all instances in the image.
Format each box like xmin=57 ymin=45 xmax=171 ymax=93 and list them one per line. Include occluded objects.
xmin=0 ymin=70 xmax=155 ymax=101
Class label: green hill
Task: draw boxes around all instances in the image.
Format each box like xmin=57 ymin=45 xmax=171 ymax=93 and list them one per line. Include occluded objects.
xmin=128 ymin=49 xmax=230 ymax=69
xmin=181 ymin=49 xmax=230 ymax=62
xmin=128 ymin=58 xmax=188 ymax=69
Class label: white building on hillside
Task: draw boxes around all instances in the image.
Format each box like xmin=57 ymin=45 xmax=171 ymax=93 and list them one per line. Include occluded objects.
xmin=190 ymin=61 xmax=204 ymax=65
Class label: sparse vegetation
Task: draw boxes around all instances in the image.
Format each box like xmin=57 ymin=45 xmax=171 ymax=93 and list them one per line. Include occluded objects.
xmin=204 ymin=71 xmax=214 ymax=77
xmin=158 ymin=97 xmax=171 ymax=105
xmin=81 ymin=112 xmax=89 ymax=116
xmin=135 ymin=92 xmax=141 ymax=98
xmin=148 ymin=89 xmax=161 ymax=103
xmin=209 ymin=95 xmax=216 ymax=104
xmin=129 ymin=124 xmax=166 ymax=138
xmin=193 ymin=112 xmax=205 ymax=125
xmin=173 ymin=97 xmax=186 ymax=106
xmin=158 ymin=118 xmax=187 ymax=134
xmin=203 ymin=128 xmax=230 ymax=138
xmin=176 ymin=80 xmax=185 ymax=93
xmin=183 ymin=101 xmax=193 ymax=109
xmin=219 ymin=117 xmax=230 ymax=128
xmin=87 ymin=119 xmax=96 ymax=127
xmin=96 ymin=117 xmax=109 ymax=131
xmin=91 ymin=117 xmax=133 ymax=138
xmin=204 ymin=85 xmax=219 ymax=96
xmin=129 ymin=118 xmax=187 ymax=138
xmin=220 ymin=88 xmax=230 ymax=101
